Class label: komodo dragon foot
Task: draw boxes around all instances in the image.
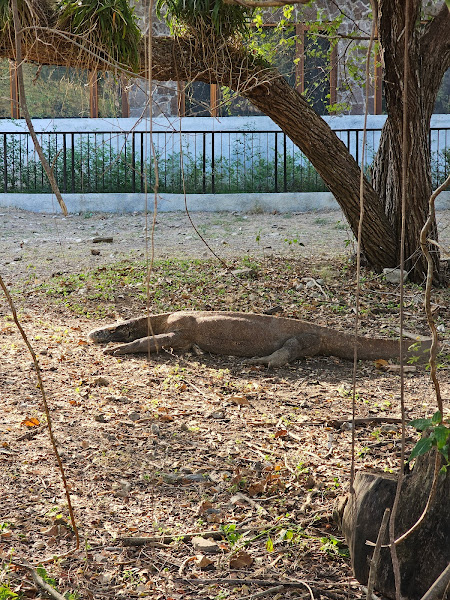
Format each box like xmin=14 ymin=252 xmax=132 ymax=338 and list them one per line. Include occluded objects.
xmin=103 ymin=331 xmax=189 ymax=356
xmin=245 ymin=336 xmax=321 ymax=368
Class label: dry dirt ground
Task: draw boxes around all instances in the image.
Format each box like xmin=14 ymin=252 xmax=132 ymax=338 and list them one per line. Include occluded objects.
xmin=1 ymin=207 xmax=450 ymax=600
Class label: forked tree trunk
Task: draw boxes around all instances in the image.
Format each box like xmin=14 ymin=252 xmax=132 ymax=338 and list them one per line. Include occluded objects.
xmin=372 ymin=117 xmax=437 ymax=283
xmin=372 ymin=0 xmax=450 ymax=283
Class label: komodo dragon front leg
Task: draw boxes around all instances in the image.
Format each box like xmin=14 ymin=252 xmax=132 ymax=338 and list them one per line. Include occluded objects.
xmin=246 ymin=335 xmax=321 ymax=368
xmin=103 ymin=330 xmax=191 ymax=356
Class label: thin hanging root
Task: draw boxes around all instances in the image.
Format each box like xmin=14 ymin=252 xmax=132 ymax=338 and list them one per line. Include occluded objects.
xmin=0 ymin=271 xmax=80 ymax=558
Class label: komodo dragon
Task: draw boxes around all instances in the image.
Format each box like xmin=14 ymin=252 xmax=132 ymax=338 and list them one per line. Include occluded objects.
xmin=87 ymin=311 xmax=431 ymax=367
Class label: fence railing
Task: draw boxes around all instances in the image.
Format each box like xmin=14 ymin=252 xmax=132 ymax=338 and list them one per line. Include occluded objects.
xmin=1 ymin=127 xmax=449 ymax=194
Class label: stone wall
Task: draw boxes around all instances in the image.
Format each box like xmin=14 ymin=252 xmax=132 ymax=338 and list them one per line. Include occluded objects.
xmin=127 ymin=0 xmax=374 ymax=118
xmin=129 ymin=0 xmax=180 ymax=118
xmin=296 ymin=0 xmax=372 ymax=115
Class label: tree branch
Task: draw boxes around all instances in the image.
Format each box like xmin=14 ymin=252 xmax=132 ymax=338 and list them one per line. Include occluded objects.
xmin=419 ymin=3 xmax=450 ymax=94
xmin=10 ymin=2 xmax=68 ymax=215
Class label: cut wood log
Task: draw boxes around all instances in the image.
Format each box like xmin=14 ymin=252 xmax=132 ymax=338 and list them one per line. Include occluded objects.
xmin=335 ymin=448 xmax=450 ymax=600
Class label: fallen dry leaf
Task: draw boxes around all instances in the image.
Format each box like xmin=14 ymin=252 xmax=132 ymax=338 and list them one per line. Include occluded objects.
xmin=158 ymin=413 xmax=174 ymax=422
xmin=274 ymin=429 xmax=288 ymax=438
xmin=197 ymin=500 xmax=213 ymax=515
xmin=195 ymin=554 xmax=215 ymax=569
xmin=230 ymin=550 xmax=253 ymax=569
xmin=374 ymin=359 xmax=389 ymax=369
xmin=228 ymin=394 xmax=250 ymax=406
xmin=247 ymin=481 xmax=266 ymax=496
xmin=20 ymin=417 xmax=40 ymax=428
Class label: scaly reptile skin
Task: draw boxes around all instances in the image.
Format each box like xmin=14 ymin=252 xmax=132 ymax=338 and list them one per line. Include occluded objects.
xmin=87 ymin=311 xmax=431 ymax=367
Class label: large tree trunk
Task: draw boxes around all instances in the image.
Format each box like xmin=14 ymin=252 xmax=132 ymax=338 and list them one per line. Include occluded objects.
xmin=372 ymin=1 xmax=450 ymax=282
xmin=373 ymin=117 xmax=436 ymax=283
xmin=242 ymin=76 xmax=398 ymax=272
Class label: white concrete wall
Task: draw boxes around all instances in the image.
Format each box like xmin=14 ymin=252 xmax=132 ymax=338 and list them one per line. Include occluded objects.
xmin=1 ymin=115 xmax=449 ymax=214
xmin=1 ymin=191 xmax=450 ymax=214
xmin=2 ymin=114 xmax=449 ymax=134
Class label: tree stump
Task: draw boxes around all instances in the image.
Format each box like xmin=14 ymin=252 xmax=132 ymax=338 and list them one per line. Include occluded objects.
xmin=336 ymin=449 xmax=450 ymax=599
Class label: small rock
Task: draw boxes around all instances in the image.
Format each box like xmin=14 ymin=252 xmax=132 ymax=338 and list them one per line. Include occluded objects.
xmin=93 ymin=376 xmax=110 ymax=387
xmin=340 ymin=422 xmax=355 ymax=431
xmin=162 ymin=473 xmax=183 ymax=485
xmin=91 ymin=249 xmax=101 ymax=256
xmin=191 ymin=537 xmax=221 ymax=554
xmin=151 ymin=423 xmax=160 ymax=436
xmin=113 ymin=480 xmax=131 ymax=497
xmin=105 ymin=395 xmax=129 ymax=403
xmin=437 ymin=324 xmax=445 ymax=333
xmin=380 ymin=424 xmax=398 ymax=433
xmin=33 ymin=540 xmax=46 ymax=550
xmin=231 ymin=268 xmax=256 ymax=278
xmin=184 ymin=473 xmax=209 ymax=483
xmin=94 ymin=413 xmax=107 ymax=423
xmin=209 ymin=410 xmax=225 ymax=419
xmin=383 ymin=268 xmax=408 ymax=284
xmin=128 ymin=411 xmax=140 ymax=422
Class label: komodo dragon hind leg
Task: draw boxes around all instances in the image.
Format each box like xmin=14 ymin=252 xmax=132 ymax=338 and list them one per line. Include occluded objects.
xmin=245 ymin=335 xmax=321 ymax=368
xmin=103 ymin=331 xmax=190 ymax=356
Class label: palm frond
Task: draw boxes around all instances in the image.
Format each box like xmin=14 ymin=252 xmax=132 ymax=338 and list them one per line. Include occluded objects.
xmin=156 ymin=0 xmax=252 ymax=38
xmin=56 ymin=0 xmax=141 ymax=71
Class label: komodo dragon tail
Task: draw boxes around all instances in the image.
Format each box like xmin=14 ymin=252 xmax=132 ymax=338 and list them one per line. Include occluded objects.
xmin=351 ymin=335 xmax=433 ymax=363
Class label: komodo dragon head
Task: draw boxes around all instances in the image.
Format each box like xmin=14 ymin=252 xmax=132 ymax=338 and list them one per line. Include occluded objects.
xmin=87 ymin=322 xmax=137 ymax=344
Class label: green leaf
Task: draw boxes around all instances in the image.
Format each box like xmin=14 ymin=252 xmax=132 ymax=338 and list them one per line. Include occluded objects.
xmin=266 ymin=536 xmax=274 ymax=552
xmin=432 ymin=425 xmax=450 ymax=450
xmin=0 ymin=587 xmax=19 ymax=600
xmin=431 ymin=411 xmax=443 ymax=425
xmin=408 ymin=418 xmax=432 ymax=431
xmin=408 ymin=437 xmax=433 ymax=462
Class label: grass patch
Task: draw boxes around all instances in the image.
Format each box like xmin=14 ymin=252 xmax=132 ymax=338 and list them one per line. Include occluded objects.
xmin=24 ymin=257 xmax=322 ymax=319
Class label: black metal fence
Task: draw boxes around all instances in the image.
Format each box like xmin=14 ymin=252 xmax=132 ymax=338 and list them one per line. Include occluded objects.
xmin=1 ymin=127 xmax=449 ymax=194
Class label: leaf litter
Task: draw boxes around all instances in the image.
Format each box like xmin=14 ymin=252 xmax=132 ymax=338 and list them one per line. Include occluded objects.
xmin=1 ymin=208 xmax=450 ymax=598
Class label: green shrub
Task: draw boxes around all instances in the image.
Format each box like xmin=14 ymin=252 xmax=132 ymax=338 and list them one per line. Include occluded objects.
xmin=1 ymin=134 xmax=329 ymax=194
